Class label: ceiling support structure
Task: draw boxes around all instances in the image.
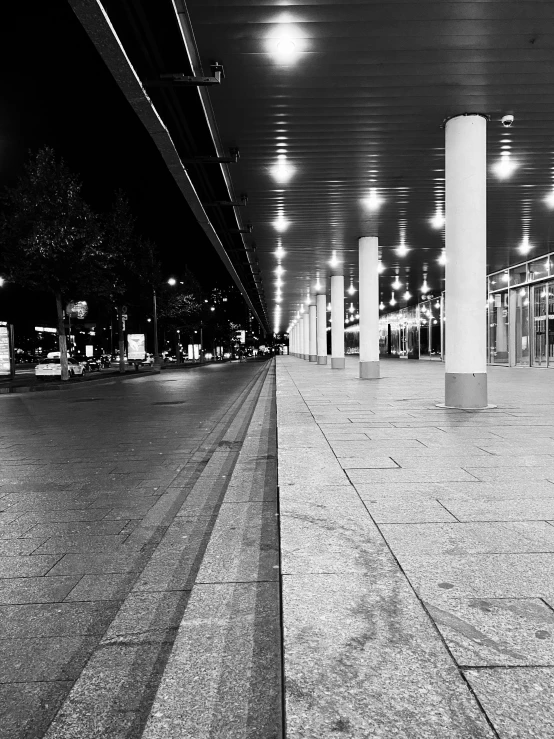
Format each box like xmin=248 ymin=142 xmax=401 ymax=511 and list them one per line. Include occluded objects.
xmin=68 ymin=0 xmax=268 ymax=333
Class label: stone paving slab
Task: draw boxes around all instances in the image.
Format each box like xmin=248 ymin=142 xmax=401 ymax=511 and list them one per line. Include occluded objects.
xmin=277 ymin=355 xmax=554 ymax=738
xmin=464 ymin=668 xmax=554 ymax=739
xmin=424 ymin=598 xmax=554 ymax=667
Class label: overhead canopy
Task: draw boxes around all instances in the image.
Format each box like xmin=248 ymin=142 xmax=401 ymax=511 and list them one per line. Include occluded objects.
xmin=75 ymin=1 xmax=554 ymax=332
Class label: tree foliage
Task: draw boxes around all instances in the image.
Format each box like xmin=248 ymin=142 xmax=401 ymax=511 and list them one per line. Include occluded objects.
xmin=0 ymin=147 xmax=104 ymax=297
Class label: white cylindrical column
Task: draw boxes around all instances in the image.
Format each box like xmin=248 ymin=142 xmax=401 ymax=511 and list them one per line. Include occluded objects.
xmin=316 ymin=293 xmax=327 ymax=365
xmin=291 ymin=326 xmax=296 ymax=356
xmin=359 ymin=236 xmax=380 ymax=379
xmin=331 ymin=274 xmax=345 ymax=369
xmin=444 ymin=114 xmax=488 ymax=409
xmin=309 ymin=304 xmax=317 ymax=361
xmin=302 ymin=312 xmax=310 ymax=360
xmin=298 ymin=318 xmax=304 ymax=360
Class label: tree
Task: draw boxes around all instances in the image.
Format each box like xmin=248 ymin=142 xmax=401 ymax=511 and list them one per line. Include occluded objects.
xmin=0 ymin=147 xmax=108 ymax=380
xmin=100 ymin=191 xmax=153 ymax=372
xmin=157 ymin=270 xmax=202 ymax=360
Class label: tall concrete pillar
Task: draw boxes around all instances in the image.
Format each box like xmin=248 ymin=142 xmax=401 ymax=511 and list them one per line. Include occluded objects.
xmin=309 ymin=304 xmax=317 ymax=362
xmin=302 ymin=312 xmax=310 ymax=360
xmin=331 ymin=274 xmax=345 ymax=369
xmin=444 ymin=113 xmax=488 ymax=409
xmin=291 ymin=325 xmax=296 ymax=356
xmin=298 ymin=317 xmax=304 ymax=360
xmin=359 ymin=236 xmax=380 ymax=379
xmin=316 ymin=292 xmax=327 ymax=365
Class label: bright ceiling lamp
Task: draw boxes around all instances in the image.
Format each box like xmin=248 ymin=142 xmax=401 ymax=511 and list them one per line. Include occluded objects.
xmin=363 ymin=187 xmax=383 ymax=211
xmin=270 ymin=154 xmax=295 ymax=184
xmin=329 ymin=250 xmax=340 ymax=267
xmin=392 ymin=275 xmax=402 ymax=290
xmin=544 ymin=189 xmax=554 ymax=208
xmin=492 ymin=151 xmax=518 ymax=180
xmin=348 ymin=303 xmax=355 ymax=313
xmin=421 ymin=277 xmax=429 ymax=294
xmin=377 ymin=261 xmax=384 ymax=274
xmin=273 ymin=214 xmax=290 ymax=232
xmin=347 ymin=280 xmax=356 ymax=295
xmin=430 ymin=209 xmax=445 ymax=229
xmin=403 ymin=287 xmax=412 ymax=300
xmin=519 ymin=235 xmax=532 ymax=255
xmin=438 ymin=251 xmax=446 ymax=265
xmin=275 ymin=265 xmax=285 ymax=276
xmin=315 ymin=279 xmax=322 ymax=291
xmin=379 ymin=301 xmax=385 ymax=310
xmin=275 ymin=246 xmax=286 ymax=257
xmin=389 ymin=292 xmax=397 ymax=307
xmin=266 ymin=20 xmax=304 ymax=65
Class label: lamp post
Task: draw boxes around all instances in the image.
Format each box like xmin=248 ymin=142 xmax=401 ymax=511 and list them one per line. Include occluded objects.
xmin=152 ymin=287 xmax=160 ymax=368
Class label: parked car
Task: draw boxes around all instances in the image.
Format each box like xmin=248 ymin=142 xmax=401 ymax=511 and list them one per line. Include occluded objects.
xmin=85 ymin=357 xmax=101 ymax=372
xmin=35 ymin=354 xmax=87 ymax=380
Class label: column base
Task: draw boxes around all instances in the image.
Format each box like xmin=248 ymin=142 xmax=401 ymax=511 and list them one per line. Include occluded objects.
xmin=359 ymin=361 xmax=380 ymax=379
xmin=439 ymin=372 xmax=495 ymax=410
xmin=331 ymin=357 xmax=345 ymax=369
xmin=317 ymin=356 xmax=328 ymax=365
xmin=309 ymin=355 xmax=317 ymax=362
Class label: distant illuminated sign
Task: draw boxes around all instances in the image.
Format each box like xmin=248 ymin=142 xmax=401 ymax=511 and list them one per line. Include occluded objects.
xmin=66 ymin=301 xmax=89 ymax=319
xmin=0 ymin=325 xmax=11 ymax=376
xmin=127 ymin=334 xmax=145 ymax=360
xmin=35 ymin=326 xmax=57 ymax=333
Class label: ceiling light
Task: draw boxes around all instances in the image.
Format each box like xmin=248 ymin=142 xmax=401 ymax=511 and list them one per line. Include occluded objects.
xmin=396 ymin=243 xmax=409 ymax=257
xmin=492 ymin=152 xmax=518 ymax=179
xmin=438 ymin=251 xmax=446 ymax=265
xmin=430 ymin=211 xmax=445 ymax=229
xmin=267 ymin=23 xmax=303 ymax=65
xmin=377 ymin=261 xmax=384 ymax=274
xmin=275 ymin=246 xmax=285 ymax=257
xmin=329 ymin=250 xmax=340 ymax=267
xmin=275 ymin=265 xmax=285 ymax=276
xmin=363 ymin=187 xmax=383 ymax=211
xmin=348 ymin=303 xmax=355 ymax=313
xmin=315 ymin=280 xmax=322 ymax=291
xmin=421 ymin=278 xmax=429 ymax=294
xmin=379 ymin=301 xmax=385 ymax=310
xmin=404 ymin=289 xmax=412 ymax=300
xmin=389 ymin=292 xmax=397 ymax=307
xmin=519 ymin=236 xmax=532 ymax=255
xmin=270 ymin=155 xmax=295 ymax=184
xmin=273 ymin=214 xmax=290 ymax=232
xmin=544 ymin=189 xmax=554 ymax=208
xmin=392 ymin=276 xmax=402 ymax=290
xmin=347 ymin=281 xmax=356 ymax=295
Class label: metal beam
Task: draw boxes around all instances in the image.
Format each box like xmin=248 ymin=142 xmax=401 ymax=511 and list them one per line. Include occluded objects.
xmin=68 ymin=0 xmax=268 ymax=331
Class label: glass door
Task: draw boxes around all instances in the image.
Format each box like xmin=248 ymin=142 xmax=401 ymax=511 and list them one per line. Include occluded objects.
xmin=548 ymin=282 xmax=554 ymax=368
xmin=532 ymin=285 xmax=547 ymax=366
xmin=509 ymin=287 xmax=530 ymax=366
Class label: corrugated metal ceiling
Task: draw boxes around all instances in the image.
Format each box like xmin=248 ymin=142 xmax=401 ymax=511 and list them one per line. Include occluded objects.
xmin=186 ymin=0 xmax=554 ymax=329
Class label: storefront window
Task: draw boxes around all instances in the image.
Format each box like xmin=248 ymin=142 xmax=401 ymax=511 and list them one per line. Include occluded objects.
xmin=489 ymin=291 xmax=509 ymax=364
xmin=509 ymin=265 xmax=527 ymax=286
xmin=510 ymin=287 xmax=530 ymax=366
xmin=528 ymin=257 xmax=549 ymax=282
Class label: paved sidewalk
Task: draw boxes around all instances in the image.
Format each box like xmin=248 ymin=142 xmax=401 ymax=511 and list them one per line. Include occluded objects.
xmin=0 ymin=360 xmax=280 ymax=739
xmin=277 ymin=356 xmax=554 ymax=739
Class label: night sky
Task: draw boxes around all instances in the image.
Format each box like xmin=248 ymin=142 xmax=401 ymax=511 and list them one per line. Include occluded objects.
xmin=0 ymin=0 xmax=235 ymax=330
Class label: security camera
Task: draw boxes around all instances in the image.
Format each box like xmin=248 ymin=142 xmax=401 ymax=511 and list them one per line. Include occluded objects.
xmin=501 ymin=114 xmax=514 ymax=127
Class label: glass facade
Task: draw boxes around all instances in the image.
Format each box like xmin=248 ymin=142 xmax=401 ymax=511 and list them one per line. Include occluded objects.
xmin=343 ymin=250 xmax=554 ymax=368
xmin=488 ymin=250 xmax=554 ymax=368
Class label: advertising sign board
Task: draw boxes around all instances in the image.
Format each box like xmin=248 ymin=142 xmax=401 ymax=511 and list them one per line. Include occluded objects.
xmin=0 ymin=324 xmax=13 ymax=376
xmin=127 ymin=334 xmax=146 ymax=360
